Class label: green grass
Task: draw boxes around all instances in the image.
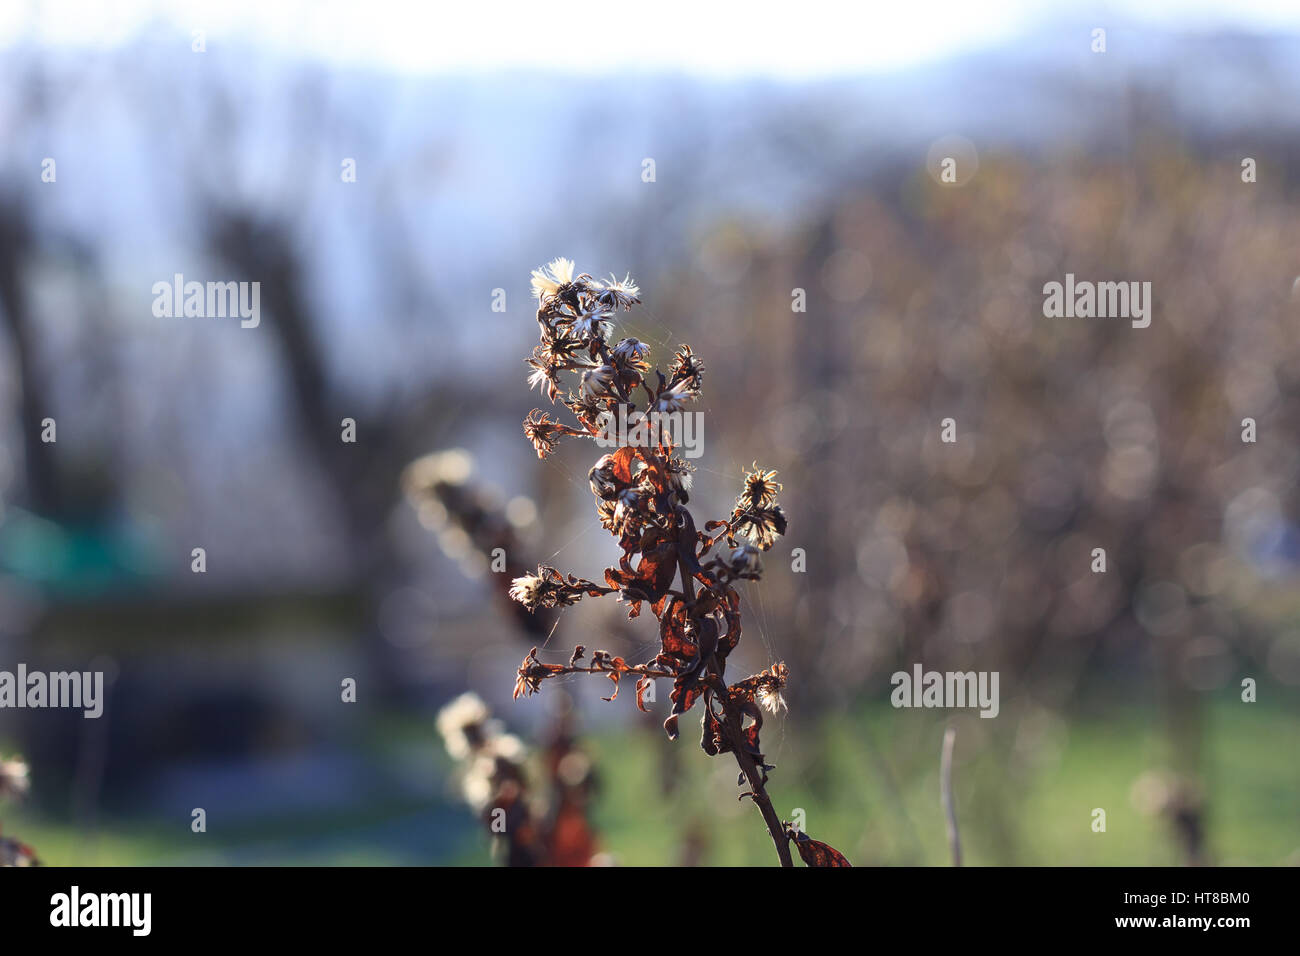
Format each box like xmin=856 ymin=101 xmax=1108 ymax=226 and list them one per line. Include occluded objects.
xmin=5 ymin=694 xmax=1295 ymax=865
xmin=581 ymin=694 xmax=1300 ymax=866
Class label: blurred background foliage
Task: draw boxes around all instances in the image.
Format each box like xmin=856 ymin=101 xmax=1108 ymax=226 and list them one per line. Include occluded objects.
xmin=1 ymin=4 xmax=1299 ymax=864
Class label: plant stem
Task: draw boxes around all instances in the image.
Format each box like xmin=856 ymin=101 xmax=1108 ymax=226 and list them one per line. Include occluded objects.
xmin=677 ymin=548 xmax=792 ymax=868
xmin=941 ymin=725 xmax=962 ymax=867
xmin=717 ymin=687 xmax=794 ymax=867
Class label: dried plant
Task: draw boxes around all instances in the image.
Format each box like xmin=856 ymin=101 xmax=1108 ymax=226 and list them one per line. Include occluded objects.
xmin=403 ymin=449 xmax=555 ymax=641
xmin=0 ymin=756 xmax=40 ymax=867
xmin=437 ymin=692 xmax=601 ymax=866
xmin=507 ymin=257 xmax=848 ymax=867
xmin=404 ymin=449 xmax=609 ymax=865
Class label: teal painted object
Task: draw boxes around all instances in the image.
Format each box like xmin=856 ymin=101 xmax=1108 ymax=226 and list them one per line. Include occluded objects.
xmin=0 ymin=507 xmax=162 ymax=596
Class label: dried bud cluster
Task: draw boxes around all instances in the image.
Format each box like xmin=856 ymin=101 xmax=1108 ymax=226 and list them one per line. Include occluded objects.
xmin=0 ymin=757 xmax=30 ymax=801
xmin=0 ymin=755 xmax=39 ymax=867
xmin=436 ymin=692 xmax=599 ymax=867
xmin=402 ymin=449 xmax=553 ymax=640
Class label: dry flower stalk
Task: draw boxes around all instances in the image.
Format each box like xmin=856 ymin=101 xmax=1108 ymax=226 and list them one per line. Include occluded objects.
xmin=507 ymin=258 xmax=848 ymax=867
xmin=436 ymin=692 xmax=601 ymax=866
xmin=0 ymin=755 xmax=40 ymax=867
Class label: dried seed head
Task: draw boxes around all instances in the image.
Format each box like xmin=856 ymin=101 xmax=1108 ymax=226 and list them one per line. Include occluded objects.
xmin=705 ymin=541 xmax=763 ymax=581
xmin=491 ymin=732 xmax=527 ymax=763
xmin=734 ymin=504 xmax=788 ymax=550
xmin=669 ymin=344 xmax=704 ymax=386
xmin=0 ymin=757 xmax=30 ymax=800
xmin=588 ymin=455 xmax=620 ymax=499
xmin=522 ymin=408 xmax=565 ymax=459
xmin=665 ymin=457 xmax=695 ymax=502
xmin=580 ymin=365 xmax=619 ymax=401
xmin=653 ymin=378 xmax=699 ymax=414
xmin=757 ymin=685 xmax=787 ymax=715
xmin=402 ymin=449 xmax=473 ymax=495
xmin=753 ymin=662 xmax=789 ymax=715
xmin=530 ymin=257 xmax=576 ymax=302
xmin=508 ymin=571 xmax=546 ymax=610
xmin=436 ymin=692 xmax=494 ymax=760
xmin=613 ymin=487 xmax=642 ymax=525
xmin=525 ymin=350 xmax=560 ymax=402
xmin=592 ymin=273 xmax=641 ymax=311
xmin=740 ymin=464 xmax=782 ymax=509
xmin=611 ymin=337 xmax=651 ymax=371
xmin=571 ymin=309 xmax=614 ymax=342
xmin=595 ymin=498 xmax=620 ymax=533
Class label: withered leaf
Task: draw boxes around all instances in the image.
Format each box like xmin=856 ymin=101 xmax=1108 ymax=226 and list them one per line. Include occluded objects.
xmin=785 ymin=826 xmax=852 ymax=867
xmin=635 ymin=676 xmax=654 ymax=713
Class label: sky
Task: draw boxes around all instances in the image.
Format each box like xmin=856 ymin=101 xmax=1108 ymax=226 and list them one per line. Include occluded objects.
xmin=3 ymin=0 xmax=1300 ymax=78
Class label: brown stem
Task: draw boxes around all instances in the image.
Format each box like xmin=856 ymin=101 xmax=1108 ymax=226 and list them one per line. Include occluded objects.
xmin=670 ymin=541 xmax=790 ymax=868
xmin=680 ymin=542 xmax=792 ymax=868
xmin=554 ymin=664 xmax=679 ymax=680
xmin=712 ymin=670 xmax=793 ymax=867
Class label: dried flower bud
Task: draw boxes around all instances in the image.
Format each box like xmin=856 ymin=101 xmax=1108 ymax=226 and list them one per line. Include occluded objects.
xmin=580 ymin=365 xmax=619 ymax=401
xmin=525 ymin=349 xmax=561 ymax=403
xmin=739 ymin=464 xmax=782 ymax=510
xmin=571 ymin=310 xmax=614 ymax=342
xmin=595 ymin=498 xmax=620 ymax=533
xmin=733 ymin=504 xmax=788 ymax=550
xmin=0 ymin=757 xmax=30 ymax=801
xmin=613 ymin=487 xmax=642 ymax=527
xmin=508 ymin=571 xmax=546 ymax=610
xmin=669 ymin=344 xmax=704 ymax=387
xmin=589 ymin=455 xmax=620 ymax=499
xmin=508 ymin=565 xmax=602 ymax=612
xmin=653 ymin=378 xmax=698 ymax=414
xmin=592 ymin=273 xmax=641 ymax=311
xmin=437 ymin=693 xmax=495 ymax=760
xmin=611 ymin=337 xmax=651 ymax=371
xmin=706 ymin=542 xmax=763 ymax=581
xmin=522 ymin=408 xmax=567 ymax=459
xmin=755 ymin=662 xmax=790 ymax=714
xmin=530 ymin=257 xmax=576 ymax=303
xmin=665 ymin=458 xmax=695 ymax=502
